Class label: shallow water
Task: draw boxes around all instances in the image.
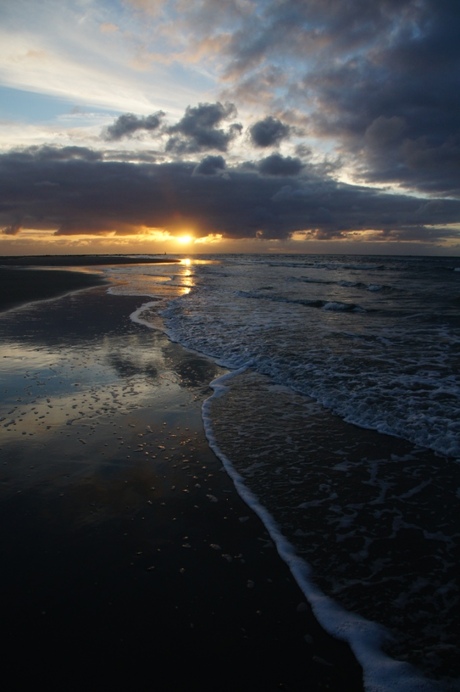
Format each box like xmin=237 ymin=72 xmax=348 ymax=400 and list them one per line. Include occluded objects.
xmin=205 ymin=369 xmax=459 ymax=689
xmin=3 ymin=255 xmax=458 ymax=690
xmin=103 ymin=254 xmax=460 ymax=691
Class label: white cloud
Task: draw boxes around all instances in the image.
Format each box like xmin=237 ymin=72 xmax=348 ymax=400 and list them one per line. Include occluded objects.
xmin=0 ymin=0 xmax=215 ymax=119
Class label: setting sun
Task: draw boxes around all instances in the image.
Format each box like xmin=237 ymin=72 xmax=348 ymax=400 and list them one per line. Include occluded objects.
xmin=176 ymin=234 xmax=193 ymax=245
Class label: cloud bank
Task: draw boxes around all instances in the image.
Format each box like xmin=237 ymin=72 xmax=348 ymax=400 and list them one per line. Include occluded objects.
xmin=2 ymin=142 xmax=459 ymax=247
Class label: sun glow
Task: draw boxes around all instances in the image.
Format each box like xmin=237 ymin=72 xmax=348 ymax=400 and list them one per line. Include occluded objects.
xmin=176 ymin=234 xmax=193 ymax=245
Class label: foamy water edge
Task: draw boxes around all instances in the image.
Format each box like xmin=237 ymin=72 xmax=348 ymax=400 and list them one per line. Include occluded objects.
xmin=201 ymin=370 xmax=445 ymax=692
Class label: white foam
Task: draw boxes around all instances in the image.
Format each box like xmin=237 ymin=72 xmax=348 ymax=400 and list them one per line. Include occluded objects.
xmin=202 ymin=370 xmax=446 ymax=692
xmin=130 ymin=301 xmax=162 ymax=329
xmin=159 ymin=257 xmax=460 ymax=459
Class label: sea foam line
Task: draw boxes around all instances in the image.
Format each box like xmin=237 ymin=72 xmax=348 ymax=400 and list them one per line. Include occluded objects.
xmin=202 ymin=369 xmax=446 ymax=692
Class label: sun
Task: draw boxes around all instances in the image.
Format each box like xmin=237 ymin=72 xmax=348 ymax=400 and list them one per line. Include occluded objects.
xmin=176 ymin=234 xmax=193 ymax=245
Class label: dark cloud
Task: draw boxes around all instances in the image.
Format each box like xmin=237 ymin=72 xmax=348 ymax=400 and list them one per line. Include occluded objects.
xmin=166 ymin=102 xmax=242 ymax=153
xmin=193 ymin=155 xmax=226 ymax=176
xmin=305 ymin=14 xmax=460 ymax=197
xmin=325 ymin=1 xmax=460 ymax=195
xmin=249 ymin=116 xmax=290 ymax=147
xmin=8 ymin=145 xmax=102 ymax=162
xmin=2 ymin=222 xmax=21 ymax=236
xmin=103 ymin=112 xmax=165 ymax=140
xmin=1 ymin=144 xmax=460 ymax=247
xmin=224 ymin=0 xmax=421 ymax=76
xmin=258 ymin=154 xmax=303 ymax=176
xmin=217 ymin=0 xmax=460 ymax=197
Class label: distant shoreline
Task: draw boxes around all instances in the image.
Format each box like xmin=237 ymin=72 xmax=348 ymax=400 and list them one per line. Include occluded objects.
xmin=0 ymin=267 xmax=108 ymax=313
xmin=0 ymin=254 xmax=180 ymax=267
xmin=0 ymin=255 xmax=180 ymax=313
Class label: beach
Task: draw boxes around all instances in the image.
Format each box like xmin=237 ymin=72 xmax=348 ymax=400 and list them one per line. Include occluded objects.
xmin=0 ymin=265 xmax=363 ymax=691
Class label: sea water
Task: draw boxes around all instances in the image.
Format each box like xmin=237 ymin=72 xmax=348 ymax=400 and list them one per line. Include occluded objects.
xmin=106 ymin=254 xmax=460 ymax=691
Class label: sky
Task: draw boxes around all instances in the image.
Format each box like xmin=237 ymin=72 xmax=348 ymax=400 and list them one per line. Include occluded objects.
xmin=1 ymin=0 xmax=460 ymax=256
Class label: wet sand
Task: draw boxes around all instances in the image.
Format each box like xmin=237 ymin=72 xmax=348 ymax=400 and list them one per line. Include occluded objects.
xmin=0 ymin=254 xmax=179 ymax=266
xmin=0 ymin=255 xmax=178 ymax=311
xmin=0 ymin=273 xmax=363 ymax=690
xmin=0 ymin=266 xmax=108 ymax=312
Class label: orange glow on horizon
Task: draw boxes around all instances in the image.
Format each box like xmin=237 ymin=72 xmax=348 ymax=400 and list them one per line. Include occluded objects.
xmin=2 ymin=225 xmax=458 ymax=256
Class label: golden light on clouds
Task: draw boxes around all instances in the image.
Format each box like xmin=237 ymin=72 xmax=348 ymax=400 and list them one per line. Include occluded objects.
xmin=194 ymin=233 xmax=223 ymax=244
xmin=0 ymin=224 xmax=230 ymax=255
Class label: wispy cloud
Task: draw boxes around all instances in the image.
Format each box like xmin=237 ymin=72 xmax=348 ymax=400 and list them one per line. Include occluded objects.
xmin=0 ymin=0 xmax=211 ymax=115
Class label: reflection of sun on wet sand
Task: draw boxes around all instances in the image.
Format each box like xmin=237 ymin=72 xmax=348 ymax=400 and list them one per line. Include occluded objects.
xmin=0 ymin=268 xmax=363 ymax=690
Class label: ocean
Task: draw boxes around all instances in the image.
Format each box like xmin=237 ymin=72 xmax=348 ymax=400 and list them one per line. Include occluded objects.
xmin=105 ymin=253 xmax=460 ymax=692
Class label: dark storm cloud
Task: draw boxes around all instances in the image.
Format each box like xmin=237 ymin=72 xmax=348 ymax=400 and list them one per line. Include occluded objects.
xmin=222 ymin=0 xmax=404 ymax=78
xmin=258 ymin=154 xmax=303 ymax=176
xmin=249 ymin=117 xmax=290 ymax=147
xmin=304 ymin=4 xmax=460 ymax=197
xmin=1 ymin=144 xmax=460 ymax=245
xmin=193 ymin=155 xmax=226 ymax=176
xmin=103 ymin=112 xmax=165 ymax=140
xmin=221 ymin=0 xmax=460 ymax=197
xmin=165 ymin=102 xmax=242 ymax=153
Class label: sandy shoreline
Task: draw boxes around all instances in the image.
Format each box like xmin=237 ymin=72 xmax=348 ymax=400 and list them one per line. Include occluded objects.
xmin=0 ymin=266 xmax=108 ymax=312
xmin=0 ymin=254 xmax=179 ymax=266
xmin=0 ymin=272 xmax=363 ymax=689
